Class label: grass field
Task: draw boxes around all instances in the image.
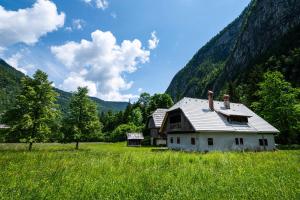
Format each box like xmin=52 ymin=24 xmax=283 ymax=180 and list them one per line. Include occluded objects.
xmin=0 ymin=143 xmax=299 ymax=200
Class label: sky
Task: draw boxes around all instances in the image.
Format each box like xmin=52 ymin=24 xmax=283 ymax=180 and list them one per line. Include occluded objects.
xmin=0 ymin=0 xmax=250 ymax=101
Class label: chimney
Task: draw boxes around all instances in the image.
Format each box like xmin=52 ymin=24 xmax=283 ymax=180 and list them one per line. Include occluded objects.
xmin=208 ymin=90 xmax=214 ymax=111
xmin=224 ymin=94 xmax=230 ymax=109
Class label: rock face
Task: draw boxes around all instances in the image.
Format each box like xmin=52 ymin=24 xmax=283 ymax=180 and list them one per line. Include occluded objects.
xmin=166 ymin=0 xmax=300 ymax=102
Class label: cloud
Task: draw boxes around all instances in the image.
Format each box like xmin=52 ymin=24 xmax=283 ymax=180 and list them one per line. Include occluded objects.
xmin=83 ymin=0 xmax=109 ymax=10
xmin=51 ymin=29 xmax=150 ymax=101
xmin=65 ymin=27 xmax=72 ymax=32
xmin=0 ymin=0 xmax=65 ymax=47
xmin=72 ymin=19 xmax=85 ymax=30
xmin=148 ymin=31 xmax=159 ymax=50
xmin=138 ymin=88 xmax=143 ymax=92
xmin=60 ymin=72 xmax=97 ymax=97
xmin=64 ymin=19 xmax=85 ymax=32
xmin=6 ymin=53 xmax=28 ymax=74
xmin=110 ymin=12 xmax=117 ymax=19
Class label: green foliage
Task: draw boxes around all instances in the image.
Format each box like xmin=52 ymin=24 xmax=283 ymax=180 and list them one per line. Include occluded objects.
xmin=0 ymin=143 xmax=299 ymax=199
xmin=110 ymin=123 xmax=141 ymax=142
xmin=129 ymin=107 xmax=143 ymax=126
xmin=148 ymin=93 xmax=174 ymax=114
xmin=0 ymin=59 xmax=24 ymax=113
xmin=62 ymin=87 xmax=102 ymax=148
xmin=252 ymin=71 xmax=300 ymax=144
xmin=101 ymin=93 xmax=173 ymax=140
xmin=2 ymin=70 xmax=59 ymax=150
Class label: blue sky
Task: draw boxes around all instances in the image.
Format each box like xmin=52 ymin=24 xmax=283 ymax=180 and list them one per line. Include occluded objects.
xmin=0 ymin=0 xmax=250 ymax=101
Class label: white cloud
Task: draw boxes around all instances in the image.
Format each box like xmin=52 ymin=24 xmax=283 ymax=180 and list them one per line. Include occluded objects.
xmin=72 ymin=19 xmax=85 ymax=30
xmin=110 ymin=12 xmax=117 ymax=19
xmin=0 ymin=0 xmax=65 ymax=47
xmin=65 ymin=27 xmax=72 ymax=32
xmin=51 ymin=29 xmax=150 ymax=101
xmin=138 ymin=88 xmax=143 ymax=92
xmin=96 ymin=0 xmax=109 ymax=9
xmin=6 ymin=53 xmax=27 ymax=74
xmin=60 ymin=73 xmax=97 ymax=97
xmin=83 ymin=0 xmax=109 ymax=10
xmin=148 ymin=31 xmax=159 ymax=50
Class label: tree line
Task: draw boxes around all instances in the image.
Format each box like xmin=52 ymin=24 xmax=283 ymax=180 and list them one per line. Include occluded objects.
xmin=0 ymin=70 xmax=174 ymax=150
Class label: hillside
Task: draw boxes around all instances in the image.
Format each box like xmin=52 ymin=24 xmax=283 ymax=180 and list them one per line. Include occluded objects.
xmin=0 ymin=59 xmax=128 ymax=114
xmin=166 ymin=0 xmax=300 ymax=103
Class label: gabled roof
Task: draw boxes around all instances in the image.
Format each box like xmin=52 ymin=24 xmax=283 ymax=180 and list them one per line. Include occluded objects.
xmin=162 ymin=97 xmax=279 ymax=133
xmin=126 ymin=133 xmax=144 ymax=140
xmin=149 ymin=108 xmax=168 ymax=128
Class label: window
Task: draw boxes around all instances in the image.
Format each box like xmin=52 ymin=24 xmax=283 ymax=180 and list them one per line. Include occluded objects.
xmin=208 ymin=138 xmax=213 ymax=145
xmin=170 ymin=137 xmax=173 ymax=144
xmin=259 ymin=139 xmax=268 ymax=146
xmin=227 ymin=116 xmax=248 ymax=124
xmin=191 ymin=137 xmax=195 ymax=145
xmin=235 ymin=138 xmax=244 ymax=145
xmin=177 ymin=137 xmax=180 ymax=144
xmin=235 ymin=138 xmax=239 ymax=145
xmin=240 ymin=138 xmax=244 ymax=145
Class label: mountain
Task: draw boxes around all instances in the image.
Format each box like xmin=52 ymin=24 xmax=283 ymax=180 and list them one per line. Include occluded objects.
xmin=166 ymin=0 xmax=300 ymax=103
xmin=0 ymin=59 xmax=128 ymax=114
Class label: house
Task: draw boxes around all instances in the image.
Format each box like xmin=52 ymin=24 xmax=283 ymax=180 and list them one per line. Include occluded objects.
xmin=126 ymin=133 xmax=144 ymax=146
xmin=160 ymin=91 xmax=279 ymax=152
xmin=147 ymin=109 xmax=168 ymax=146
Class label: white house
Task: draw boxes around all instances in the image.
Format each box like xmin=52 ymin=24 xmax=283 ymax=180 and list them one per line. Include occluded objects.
xmin=159 ymin=91 xmax=279 ymax=152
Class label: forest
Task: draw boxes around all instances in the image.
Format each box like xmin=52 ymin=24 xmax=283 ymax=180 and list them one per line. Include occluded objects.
xmin=0 ymin=69 xmax=174 ymax=150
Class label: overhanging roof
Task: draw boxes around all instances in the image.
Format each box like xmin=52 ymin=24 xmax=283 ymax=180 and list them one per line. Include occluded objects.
xmin=161 ymin=97 xmax=279 ymax=133
xmin=126 ymin=133 xmax=144 ymax=140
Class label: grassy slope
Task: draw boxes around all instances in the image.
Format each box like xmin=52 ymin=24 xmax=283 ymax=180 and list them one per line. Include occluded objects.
xmin=0 ymin=143 xmax=299 ymax=200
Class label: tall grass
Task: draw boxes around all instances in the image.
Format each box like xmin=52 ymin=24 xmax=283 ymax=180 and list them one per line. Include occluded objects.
xmin=0 ymin=143 xmax=299 ymax=199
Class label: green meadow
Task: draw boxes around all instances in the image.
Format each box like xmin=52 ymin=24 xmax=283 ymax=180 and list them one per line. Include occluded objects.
xmin=0 ymin=143 xmax=299 ymax=200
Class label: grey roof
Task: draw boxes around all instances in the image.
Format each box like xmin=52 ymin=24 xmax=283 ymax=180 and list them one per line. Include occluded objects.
xmin=150 ymin=109 xmax=168 ymax=128
xmin=165 ymin=97 xmax=279 ymax=133
xmin=0 ymin=124 xmax=9 ymax=129
xmin=126 ymin=133 xmax=144 ymax=140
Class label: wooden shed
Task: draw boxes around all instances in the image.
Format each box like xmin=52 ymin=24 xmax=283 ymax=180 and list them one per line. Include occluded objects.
xmin=126 ymin=133 xmax=144 ymax=146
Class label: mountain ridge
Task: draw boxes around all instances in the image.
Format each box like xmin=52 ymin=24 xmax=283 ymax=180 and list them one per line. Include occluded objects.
xmin=0 ymin=59 xmax=128 ymax=114
xmin=166 ymin=0 xmax=300 ymax=103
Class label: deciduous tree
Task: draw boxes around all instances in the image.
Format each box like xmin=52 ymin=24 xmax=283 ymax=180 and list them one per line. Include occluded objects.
xmin=3 ymin=70 xmax=59 ymax=150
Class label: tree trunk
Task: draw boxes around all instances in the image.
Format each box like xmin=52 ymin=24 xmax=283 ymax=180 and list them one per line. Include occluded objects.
xmin=29 ymin=142 xmax=33 ymax=151
xmin=76 ymin=141 xmax=79 ymax=150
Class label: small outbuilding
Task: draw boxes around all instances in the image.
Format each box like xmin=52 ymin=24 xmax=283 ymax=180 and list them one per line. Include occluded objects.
xmin=126 ymin=133 xmax=144 ymax=146
xmin=0 ymin=124 xmax=9 ymax=129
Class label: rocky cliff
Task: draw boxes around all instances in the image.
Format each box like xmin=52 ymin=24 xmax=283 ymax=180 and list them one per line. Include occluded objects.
xmin=166 ymin=0 xmax=300 ymax=102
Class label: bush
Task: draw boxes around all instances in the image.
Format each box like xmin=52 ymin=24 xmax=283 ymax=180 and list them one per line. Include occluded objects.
xmin=110 ymin=123 xmax=141 ymax=142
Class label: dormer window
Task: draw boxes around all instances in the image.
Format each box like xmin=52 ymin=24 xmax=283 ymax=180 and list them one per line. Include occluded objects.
xmin=227 ymin=116 xmax=248 ymax=124
xmin=217 ymin=110 xmax=251 ymax=124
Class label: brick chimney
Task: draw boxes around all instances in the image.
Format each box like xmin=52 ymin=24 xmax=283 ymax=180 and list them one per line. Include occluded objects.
xmin=208 ymin=90 xmax=214 ymax=111
xmin=224 ymin=94 xmax=230 ymax=109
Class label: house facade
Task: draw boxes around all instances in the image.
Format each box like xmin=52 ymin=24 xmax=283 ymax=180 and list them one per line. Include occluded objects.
xmin=160 ymin=92 xmax=279 ymax=152
xmin=147 ymin=109 xmax=167 ymax=146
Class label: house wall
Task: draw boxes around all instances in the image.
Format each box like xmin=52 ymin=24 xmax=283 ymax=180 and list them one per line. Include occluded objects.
xmin=167 ymin=132 xmax=275 ymax=152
